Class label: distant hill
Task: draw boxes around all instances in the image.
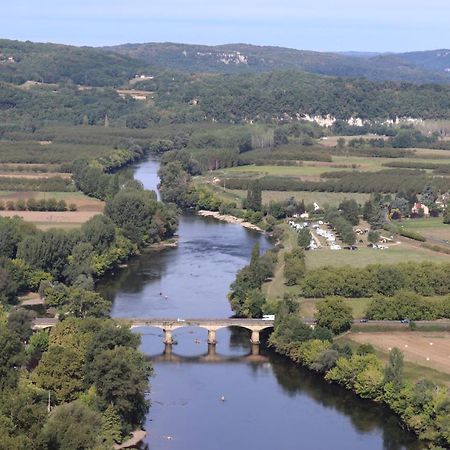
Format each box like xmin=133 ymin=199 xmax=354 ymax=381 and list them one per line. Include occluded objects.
xmin=0 ymin=39 xmax=147 ymax=86
xmin=104 ymin=42 xmax=450 ymax=83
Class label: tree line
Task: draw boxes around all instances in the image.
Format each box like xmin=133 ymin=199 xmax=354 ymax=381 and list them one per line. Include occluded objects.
xmin=224 ymin=169 xmax=450 ymax=195
xmin=0 ymin=198 xmax=76 ymax=212
xmin=300 ymin=262 xmax=450 ymax=298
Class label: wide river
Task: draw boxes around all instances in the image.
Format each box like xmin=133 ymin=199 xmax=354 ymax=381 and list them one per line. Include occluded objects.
xmin=98 ymin=157 xmax=423 ymax=450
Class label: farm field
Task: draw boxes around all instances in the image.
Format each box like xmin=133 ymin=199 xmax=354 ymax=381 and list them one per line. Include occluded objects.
xmin=0 ymin=210 xmax=101 ymax=229
xmin=0 ymin=140 xmax=117 ymax=164
xmin=215 ymin=154 xmax=450 ymax=185
xmin=226 ymin=189 xmax=371 ymax=206
xmin=399 ymin=217 xmax=450 ymax=242
xmin=304 ymin=244 xmax=450 ymax=268
xmin=317 ymin=135 xmax=388 ymax=147
xmin=347 ymin=331 xmax=450 ymax=380
xmin=414 ymin=148 xmax=450 ymax=158
xmin=0 ymin=191 xmax=104 ymax=229
xmin=0 ymin=191 xmax=104 ymax=211
xmin=0 ymin=172 xmax=71 ymax=179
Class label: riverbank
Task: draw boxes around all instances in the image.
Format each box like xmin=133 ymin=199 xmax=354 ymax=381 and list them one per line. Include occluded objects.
xmin=144 ymin=237 xmax=179 ymax=252
xmin=197 ymin=210 xmax=264 ymax=232
xmin=269 ymin=326 xmax=448 ymax=448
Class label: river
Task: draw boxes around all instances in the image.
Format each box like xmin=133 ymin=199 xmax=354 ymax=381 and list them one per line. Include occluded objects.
xmin=98 ymin=157 xmax=423 ymax=450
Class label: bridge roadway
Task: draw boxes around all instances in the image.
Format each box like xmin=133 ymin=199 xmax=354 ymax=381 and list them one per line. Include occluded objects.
xmin=31 ymin=317 xmax=280 ymax=345
xmin=119 ymin=318 xmax=278 ymax=344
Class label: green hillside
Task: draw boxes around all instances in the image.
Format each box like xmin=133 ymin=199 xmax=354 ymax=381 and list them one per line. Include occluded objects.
xmin=104 ymin=42 xmax=450 ymax=83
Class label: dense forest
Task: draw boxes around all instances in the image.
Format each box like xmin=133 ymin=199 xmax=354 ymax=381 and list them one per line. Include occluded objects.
xmin=0 ymin=39 xmax=149 ymax=86
xmin=104 ymin=42 xmax=450 ymax=83
xmin=2 ymin=39 xmax=450 ymax=129
xmin=2 ymin=71 xmax=450 ymax=129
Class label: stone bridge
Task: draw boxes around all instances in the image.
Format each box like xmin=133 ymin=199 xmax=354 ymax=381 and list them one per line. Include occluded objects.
xmin=120 ymin=318 xmax=276 ymax=345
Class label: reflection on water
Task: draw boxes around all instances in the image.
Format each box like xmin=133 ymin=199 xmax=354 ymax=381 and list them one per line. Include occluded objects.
xmin=101 ymin=157 xmax=423 ymax=450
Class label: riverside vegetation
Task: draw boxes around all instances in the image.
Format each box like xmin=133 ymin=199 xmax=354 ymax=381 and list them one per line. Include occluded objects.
xmin=0 ymin=133 xmax=177 ymax=448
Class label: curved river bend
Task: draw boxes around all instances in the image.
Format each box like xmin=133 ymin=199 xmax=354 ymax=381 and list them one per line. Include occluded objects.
xmin=98 ymin=157 xmax=423 ymax=450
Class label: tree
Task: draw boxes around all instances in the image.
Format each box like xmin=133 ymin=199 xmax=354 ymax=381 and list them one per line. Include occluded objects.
xmin=17 ymin=229 xmax=75 ymax=279
xmin=246 ymin=179 xmax=262 ymax=212
xmin=444 ymin=205 xmax=450 ymax=225
xmin=297 ymin=228 xmax=311 ymax=249
xmin=367 ymin=230 xmax=380 ymax=244
xmin=0 ymin=268 xmax=18 ymax=305
xmin=339 ymin=199 xmax=359 ymax=226
xmin=7 ymin=309 xmax=36 ymax=342
xmin=0 ymin=216 xmax=32 ymax=259
xmin=157 ymin=161 xmax=191 ymax=206
xmin=336 ymin=137 xmax=346 ymax=149
xmin=64 ymin=242 xmax=94 ymax=284
xmin=90 ymin=347 xmax=151 ymax=430
xmin=315 ymin=297 xmax=353 ymax=334
xmin=363 ymin=200 xmax=374 ymax=221
xmin=41 ymin=401 xmax=105 ymax=450
xmin=105 ymin=189 xmax=160 ymax=247
xmin=273 ymin=127 xmax=289 ymax=146
xmin=33 ymin=346 xmax=85 ymax=402
xmin=311 ymin=349 xmax=339 ymax=373
xmin=283 ymin=248 xmax=305 ymax=286
xmin=0 ymin=325 xmax=24 ymax=390
xmin=81 ymin=215 xmax=116 ymax=253
xmin=384 ymin=347 xmax=404 ymax=391
xmin=62 ymin=288 xmax=111 ymax=319
xmin=241 ymin=289 xmax=265 ymax=318
xmin=101 ymin=405 xmax=122 ymax=444
xmin=26 ymin=330 xmax=49 ymax=361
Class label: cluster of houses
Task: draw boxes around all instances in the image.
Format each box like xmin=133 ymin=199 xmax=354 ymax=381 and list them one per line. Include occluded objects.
xmin=409 ymin=194 xmax=450 ymax=217
xmin=0 ymin=53 xmax=15 ymax=63
xmin=288 ymin=220 xmax=343 ymax=251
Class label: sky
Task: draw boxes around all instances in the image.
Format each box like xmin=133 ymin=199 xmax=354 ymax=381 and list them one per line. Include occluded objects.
xmin=1 ymin=0 xmax=449 ymax=52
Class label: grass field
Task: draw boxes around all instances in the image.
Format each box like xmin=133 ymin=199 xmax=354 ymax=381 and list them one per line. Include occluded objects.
xmin=262 ymin=223 xmax=298 ymax=300
xmin=305 ymin=244 xmax=450 ymax=268
xmin=220 ymin=164 xmax=343 ymax=177
xmin=219 ymin=154 xmax=450 ymax=180
xmin=345 ymin=331 xmax=450 ymax=383
xmin=399 ymin=217 xmax=450 ymax=242
xmin=300 ymin=298 xmax=371 ymax=319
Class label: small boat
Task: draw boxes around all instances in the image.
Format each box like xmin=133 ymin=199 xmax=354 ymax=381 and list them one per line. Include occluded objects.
xmin=220 ymin=395 xmax=225 ymax=402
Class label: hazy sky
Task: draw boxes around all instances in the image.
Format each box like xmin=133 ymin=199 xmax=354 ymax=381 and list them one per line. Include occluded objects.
xmin=1 ymin=0 xmax=449 ymax=52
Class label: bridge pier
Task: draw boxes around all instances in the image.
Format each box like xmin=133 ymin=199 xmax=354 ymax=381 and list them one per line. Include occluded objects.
xmin=207 ymin=343 xmax=217 ymax=357
xmin=251 ymin=343 xmax=260 ymax=356
xmin=163 ymin=329 xmax=174 ymax=345
xmin=164 ymin=343 xmax=173 ymax=356
xmin=207 ymin=329 xmax=217 ymax=345
xmin=250 ymin=330 xmax=260 ymax=345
